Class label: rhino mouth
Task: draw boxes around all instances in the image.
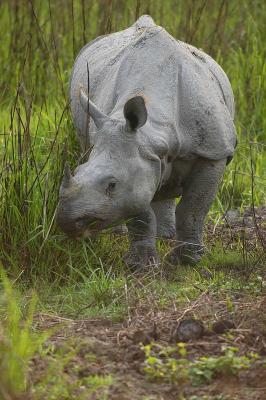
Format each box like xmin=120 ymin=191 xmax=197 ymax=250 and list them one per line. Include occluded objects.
xmin=82 ymin=217 xmax=128 ymax=238
xmin=57 ymin=205 xmax=125 ymax=238
xmin=57 ymin=211 xmax=105 ymax=239
xmin=75 ymin=217 xmax=107 ymax=237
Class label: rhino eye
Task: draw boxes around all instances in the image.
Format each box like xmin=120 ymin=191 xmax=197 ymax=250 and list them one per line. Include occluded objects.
xmin=106 ymin=181 xmax=116 ymax=195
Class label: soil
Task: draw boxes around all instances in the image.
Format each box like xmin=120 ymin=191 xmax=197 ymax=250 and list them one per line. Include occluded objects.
xmin=30 ymin=291 xmax=266 ymax=400
xmin=29 ymin=207 xmax=266 ymax=399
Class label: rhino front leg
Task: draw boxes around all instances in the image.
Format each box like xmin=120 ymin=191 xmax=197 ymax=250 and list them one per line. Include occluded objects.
xmin=151 ymin=199 xmax=176 ymax=239
xmin=125 ymin=207 xmax=158 ymax=270
xmin=171 ymin=158 xmax=227 ymax=265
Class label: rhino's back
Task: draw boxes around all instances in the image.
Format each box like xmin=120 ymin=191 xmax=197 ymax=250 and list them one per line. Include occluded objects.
xmin=70 ymin=15 xmax=236 ymax=161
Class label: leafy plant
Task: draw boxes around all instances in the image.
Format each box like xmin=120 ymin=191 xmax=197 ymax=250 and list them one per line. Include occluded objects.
xmin=143 ymin=342 xmax=257 ymax=386
xmin=33 ymin=339 xmax=113 ymax=400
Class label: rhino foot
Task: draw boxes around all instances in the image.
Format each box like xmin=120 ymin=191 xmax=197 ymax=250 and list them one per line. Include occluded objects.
xmin=168 ymin=242 xmax=204 ymax=266
xmin=124 ymin=242 xmax=159 ymax=271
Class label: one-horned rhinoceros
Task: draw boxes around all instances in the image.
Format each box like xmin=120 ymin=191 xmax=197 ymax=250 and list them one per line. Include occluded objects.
xmin=56 ymin=15 xmax=237 ymax=268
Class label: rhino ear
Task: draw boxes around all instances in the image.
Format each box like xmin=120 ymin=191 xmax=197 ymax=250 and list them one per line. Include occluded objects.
xmin=124 ymin=96 xmax=147 ymax=132
xmin=79 ymin=87 xmax=109 ymax=129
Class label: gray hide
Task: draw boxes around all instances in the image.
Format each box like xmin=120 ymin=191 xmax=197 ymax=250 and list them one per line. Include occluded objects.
xmin=57 ymin=15 xmax=237 ymax=268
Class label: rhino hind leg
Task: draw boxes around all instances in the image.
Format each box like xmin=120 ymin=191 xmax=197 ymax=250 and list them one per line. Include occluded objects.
xmin=170 ymin=158 xmax=227 ymax=266
xmin=151 ymin=199 xmax=176 ymax=239
xmin=125 ymin=207 xmax=158 ymax=270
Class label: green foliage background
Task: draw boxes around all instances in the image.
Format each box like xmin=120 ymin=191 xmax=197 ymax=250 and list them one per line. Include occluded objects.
xmin=0 ymin=0 xmax=265 ymax=277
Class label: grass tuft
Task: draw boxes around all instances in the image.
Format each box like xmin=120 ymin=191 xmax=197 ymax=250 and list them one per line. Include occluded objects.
xmin=0 ymin=267 xmax=51 ymax=399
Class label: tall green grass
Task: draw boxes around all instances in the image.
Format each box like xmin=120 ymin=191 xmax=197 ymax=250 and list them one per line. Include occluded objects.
xmin=0 ymin=267 xmax=51 ymax=398
xmin=0 ymin=0 xmax=265 ymax=278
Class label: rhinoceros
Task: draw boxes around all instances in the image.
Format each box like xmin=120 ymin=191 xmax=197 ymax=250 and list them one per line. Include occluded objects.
xmin=56 ymin=15 xmax=237 ymax=268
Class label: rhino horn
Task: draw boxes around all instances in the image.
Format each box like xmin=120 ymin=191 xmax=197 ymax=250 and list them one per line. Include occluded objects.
xmin=79 ymin=87 xmax=109 ymax=129
xmin=62 ymin=162 xmax=74 ymax=188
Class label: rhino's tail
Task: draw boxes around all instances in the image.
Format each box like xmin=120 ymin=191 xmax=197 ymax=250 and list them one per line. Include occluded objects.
xmin=134 ymin=15 xmax=156 ymax=29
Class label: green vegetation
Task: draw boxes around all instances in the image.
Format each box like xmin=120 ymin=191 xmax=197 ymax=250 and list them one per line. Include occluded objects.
xmin=143 ymin=342 xmax=257 ymax=385
xmin=0 ymin=0 xmax=265 ymax=399
xmin=1 ymin=254 xmax=265 ymax=399
xmin=33 ymin=341 xmax=114 ymax=400
xmin=0 ymin=268 xmax=51 ymax=398
xmin=0 ymin=0 xmax=265 ymax=279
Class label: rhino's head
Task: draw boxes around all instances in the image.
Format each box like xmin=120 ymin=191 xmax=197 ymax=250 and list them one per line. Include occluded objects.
xmin=56 ymin=89 xmax=168 ymax=238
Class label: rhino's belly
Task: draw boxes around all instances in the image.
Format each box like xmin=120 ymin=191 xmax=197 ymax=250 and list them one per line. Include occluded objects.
xmin=153 ymin=157 xmax=196 ymax=201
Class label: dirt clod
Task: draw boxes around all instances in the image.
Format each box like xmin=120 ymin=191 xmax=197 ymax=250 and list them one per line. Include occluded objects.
xmin=171 ymin=318 xmax=205 ymax=342
xmin=212 ymin=318 xmax=236 ymax=334
xmin=132 ymin=323 xmax=158 ymax=344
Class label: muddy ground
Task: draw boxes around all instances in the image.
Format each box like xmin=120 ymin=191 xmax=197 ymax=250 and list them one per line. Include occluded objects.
xmin=32 ymin=291 xmax=266 ymax=400
xmin=30 ymin=207 xmax=266 ymax=400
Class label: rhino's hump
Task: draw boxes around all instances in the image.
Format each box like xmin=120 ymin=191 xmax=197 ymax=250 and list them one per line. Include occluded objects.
xmin=70 ymin=15 xmax=236 ymax=161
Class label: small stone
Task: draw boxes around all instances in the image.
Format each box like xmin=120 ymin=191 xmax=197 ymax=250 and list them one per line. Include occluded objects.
xmin=224 ymin=209 xmax=241 ymax=226
xmin=171 ymin=318 xmax=204 ymax=342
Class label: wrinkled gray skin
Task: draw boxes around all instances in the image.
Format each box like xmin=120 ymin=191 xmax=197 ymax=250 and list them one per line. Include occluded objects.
xmin=56 ymin=15 xmax=237 ymax=268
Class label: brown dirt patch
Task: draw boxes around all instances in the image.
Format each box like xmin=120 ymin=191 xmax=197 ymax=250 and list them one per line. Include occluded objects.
xmin=27 ymin=206 xmax=266 ymax=399
xmin=31 ymin=291 xmax=266 ymax=400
